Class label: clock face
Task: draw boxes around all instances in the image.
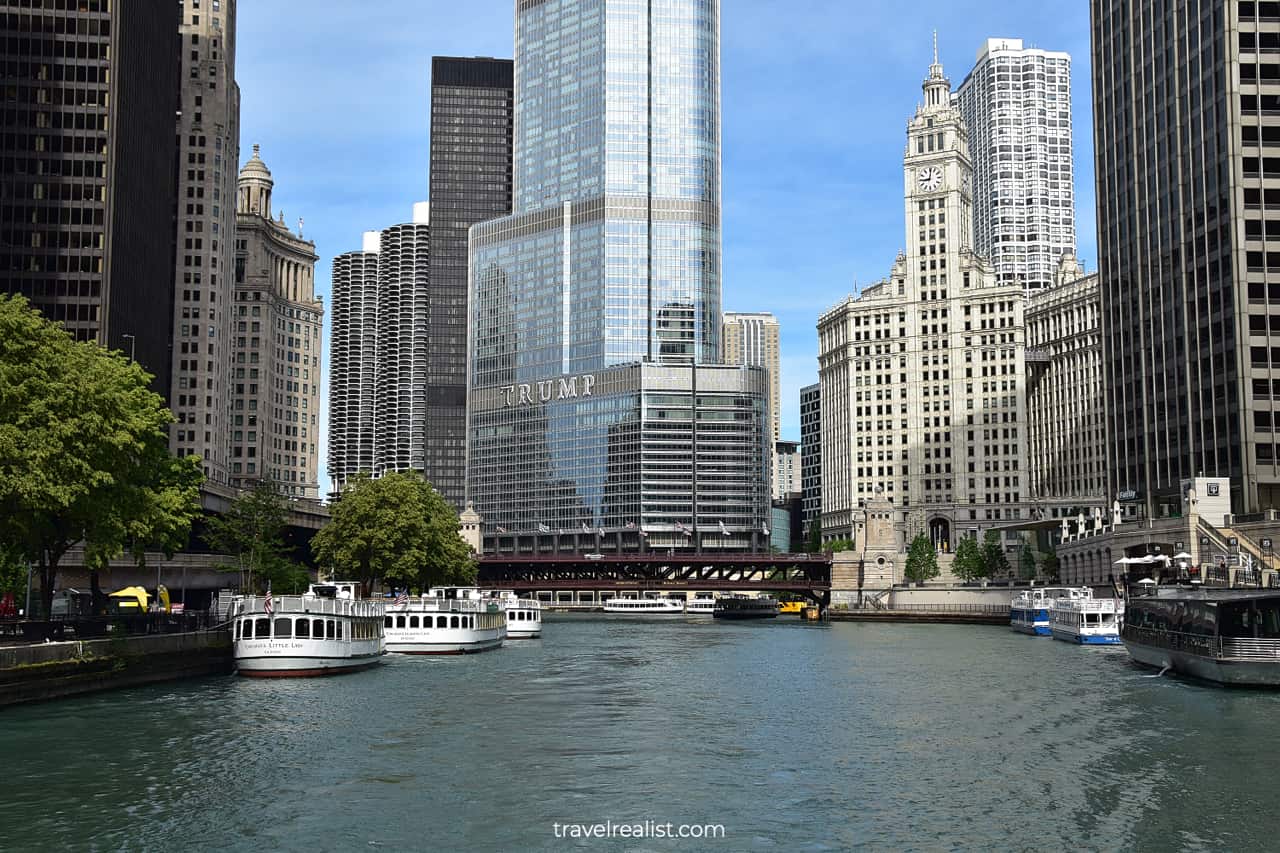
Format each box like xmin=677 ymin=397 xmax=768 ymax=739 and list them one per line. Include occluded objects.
xmin=917 ymin=166 xmax=943 ymax=192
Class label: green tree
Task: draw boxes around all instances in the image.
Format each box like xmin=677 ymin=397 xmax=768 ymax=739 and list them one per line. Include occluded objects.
xmin=904 ymin=532 xmax=940 ymax=584
xmin=1042 ymin=545 xmax=1061 ymax=583
xmin=208 ymin=479 xmax=308 ymax=594
xmin=312 ymin=472 xmax=474 ymax=596
xmin=1019 ymin=546 xmax=1038 ymax=580
xmin=0 ymin=295 xmax=204 ymax=617
xmin=951 ymin=535 xmax=984 ymax=583
xmin=806 ymin=518 xmax=822 ymax=553
xmin=981 ymin=529 xmax=1012 ymax=578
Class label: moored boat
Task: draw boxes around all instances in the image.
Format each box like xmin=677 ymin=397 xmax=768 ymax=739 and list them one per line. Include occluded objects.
xmin=1122 ymin=590 xmax=1280 ymax=686
xmin=713 ymin=594 xmax=778 ymax=620
xmin=1010 ymin=587 xmax=1078 ymax=636
xmin=230 ymin=581 xmax=385 ymax=677
xmin=491 ymin=590 xmax=543 ymax=638
xmin=602 ymin=595 xmax=686 ymax=614
xmin=685 ymin=595 xmax=716 ymax=615
xmin=1049 ymin=587 xmax=1123 ymax=645
xmin=383 ymin=589 xmax=506 ymax=655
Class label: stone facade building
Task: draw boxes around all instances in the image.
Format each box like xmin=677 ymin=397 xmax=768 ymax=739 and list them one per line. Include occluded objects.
xmin=231 ymin=146 xmax=321 ymax=499
xmin=1025 ymin=252 xmax=1106 ymax=512
xmin=956 ymin=38 xmax=1075 ymax=294
xmin=818 ymin=46 xmax=1028 ymax=554
xmin=170 ymin=0 xmax=240 ymax=484
xmin=723 ymin=311 xmax=782 ymax=497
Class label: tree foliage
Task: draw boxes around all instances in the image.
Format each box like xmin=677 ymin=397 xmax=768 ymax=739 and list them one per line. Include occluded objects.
xmin=312 ymin=472 xmax=474 ymax=596
xmin=0 ymin=296 xmax=204 ymax=617
xmin=904 ymin=532 xmax=940 ymax=584
xmin=1041 ymin=545 xmax=1061 ymax=583
xmin=1019 ymin=546 xmax=1038 ymax=580
xmin=951 ymin=535 xmax=984 ymax=582
xmin=824 ymin=538 xmax=856 ymax=553
xmin=806 ymin=518 xmax=822 ymax=553
xmin=208 ymin=479 xmax=308 ymax=594
xmin=981 ymin=529 xmax=1013 ymax=578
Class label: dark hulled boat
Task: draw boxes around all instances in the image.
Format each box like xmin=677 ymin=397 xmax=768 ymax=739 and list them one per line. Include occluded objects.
xmin=712 ymin=594 xmax=779 ymax=620
xmin=1122 ymin=589 xmax=1280 ymax=686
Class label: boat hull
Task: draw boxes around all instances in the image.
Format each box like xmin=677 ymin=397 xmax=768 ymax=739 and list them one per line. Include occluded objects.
xmin=713 ymin=611 xmax=778 ymax=620
xmin=387 ymin=636 xmax=504 ymax=655
xmin=235 ymin=654 xmax=383 ymax=678
xmin=1123 ymin=639 xmax=1280 ymax=686
xmin=1051 ymin=628 xmax=1122 ymax=645
xmin=1011 ymin=622 xmax=1051 ymax=636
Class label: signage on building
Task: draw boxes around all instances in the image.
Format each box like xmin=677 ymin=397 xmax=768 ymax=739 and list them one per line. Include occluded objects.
xmin=1200 ymin=535 xmax=1211 ymax=547
xmin=499 ymin=374 xmax=597 ymax=407
xmin=1229 ymin=537 xmax=1239 ymax=548
xmin=1207 ymin=482 xmax=1221 ymax=497
xmin=1117 ymin=489 xmax=1139 ymax=502
xmin=1263 ymin=538 xmax=1274 ymax=552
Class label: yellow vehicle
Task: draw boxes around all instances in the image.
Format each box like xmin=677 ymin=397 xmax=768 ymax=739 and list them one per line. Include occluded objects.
xmin=108 ymin=585 xmax=171 ymax=614
xmin=778 ymin=600 xmax=804 ymax=615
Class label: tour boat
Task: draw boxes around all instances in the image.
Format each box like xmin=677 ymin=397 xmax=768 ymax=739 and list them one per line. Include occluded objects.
xmin=713 ymin=594 xmax=779 ymax=620
xmin=685 ymin=595 xmax=717 ymax=615
xmin=1122 ymin=590 xmax=1280 ymax=686
xmin=778 ymin=601 xmax=805 ymax=615
xmin=602 ymin=595 xmax=686 ymax=614
xmin=383 ymin=589 xmax=506 ymax=655
xmin=490 ymin=590 xmax=543 ymax=639
xmin=1048 ymin=587 xmax=1123 ymax=645
xmin=230 ymin=581 xmax=385 ymax=677
xmin=1010 ymin=587 xmax=1079 ymax=636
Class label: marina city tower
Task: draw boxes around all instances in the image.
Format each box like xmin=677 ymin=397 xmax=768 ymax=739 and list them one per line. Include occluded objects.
xmin=467 ymin=0 xmax=771 ymax=554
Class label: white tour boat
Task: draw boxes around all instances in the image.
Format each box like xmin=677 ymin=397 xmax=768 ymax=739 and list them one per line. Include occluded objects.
xmin=1049 ymin=587 xmax=1124 ymax=645
xmin=602 ymin=595 xmax=686 ymax=614
xmin=383 ymin=588 xmax=506 ymax=655
xmin=685 ymin=595 xmax=717 ymax=615
xmin=1010 ymin=587 xmax=1079 ymax=636
xmin=488 ymin=590 xmax=543 ymax=639
xmin=230 ymin=581 xmax=385 ymax=677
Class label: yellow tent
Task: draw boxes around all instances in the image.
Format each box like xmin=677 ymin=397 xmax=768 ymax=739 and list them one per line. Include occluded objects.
xmin=109 ymin=586 xmax=149 ymax=612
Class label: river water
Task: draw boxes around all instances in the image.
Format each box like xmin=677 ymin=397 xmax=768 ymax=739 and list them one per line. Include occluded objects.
xmin=3 ymin=616 xmax=1279 ymax=851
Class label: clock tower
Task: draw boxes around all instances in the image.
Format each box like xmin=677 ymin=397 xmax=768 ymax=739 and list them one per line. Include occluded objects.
xmin=903 ymin=34 xmax=973 ymax=304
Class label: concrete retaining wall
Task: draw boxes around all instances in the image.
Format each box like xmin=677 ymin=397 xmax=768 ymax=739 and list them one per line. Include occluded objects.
xmin=0 ymin=630 xmax=232 ymax=708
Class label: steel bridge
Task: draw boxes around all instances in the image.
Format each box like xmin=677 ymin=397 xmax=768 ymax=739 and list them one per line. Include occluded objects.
xmin=476 ymin=553 xmax=833 ymax=609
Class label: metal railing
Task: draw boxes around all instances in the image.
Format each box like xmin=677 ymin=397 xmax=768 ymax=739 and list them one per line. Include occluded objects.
xmin=1 ymin=610 xmax=219 ymax=642
xmin=1221 ymin=638 xmax=1280 ymax=661
xmin=855 ymin=603 xmax=1010 ymax=615
xmin=229 ymin=595 xmax=383 ymax=619
xmin=1124 ymin=625 xmax=1280 ymax=661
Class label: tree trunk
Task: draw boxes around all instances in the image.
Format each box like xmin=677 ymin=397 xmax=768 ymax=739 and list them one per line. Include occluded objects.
xmin=39 ymin=554 xmax=56 ymax=620
xmin=90 ymin=568 xmax=105 ymax=616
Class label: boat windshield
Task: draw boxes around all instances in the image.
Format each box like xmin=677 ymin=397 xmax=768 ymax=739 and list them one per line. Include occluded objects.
xmin=1219 ymin=599 xmax=1280 ymax=639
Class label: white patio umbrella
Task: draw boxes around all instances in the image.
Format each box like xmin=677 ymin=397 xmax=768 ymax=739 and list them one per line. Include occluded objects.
xmin=1114 ymin=557 xmax=1134 ymax=565
xmin=1137 ymin=578 xmax=1157 ymax=585
xmin=1173 ymin=552 xmax=1193 ymax=560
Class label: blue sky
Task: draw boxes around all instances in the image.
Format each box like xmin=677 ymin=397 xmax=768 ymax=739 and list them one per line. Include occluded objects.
xmin=237 ymin=1 xmax=1094 ymax=494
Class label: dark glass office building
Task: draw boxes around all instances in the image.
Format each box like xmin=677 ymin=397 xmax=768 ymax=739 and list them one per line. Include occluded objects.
xmin=426 ymin=57 xmax=514 ymax=510
xmin=0 ymin=1 xmax=180 ymax=394
xmin=1092 ymin=0 xmax=1279 ymax=515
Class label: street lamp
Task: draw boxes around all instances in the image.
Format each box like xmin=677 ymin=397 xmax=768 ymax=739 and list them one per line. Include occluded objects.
xmin=121 ymin=333 xmax=136 ymax=362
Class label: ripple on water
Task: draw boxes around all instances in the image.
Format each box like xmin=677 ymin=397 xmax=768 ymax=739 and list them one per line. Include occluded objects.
xmin=4 ymin=620 xmax=1280 ymax=851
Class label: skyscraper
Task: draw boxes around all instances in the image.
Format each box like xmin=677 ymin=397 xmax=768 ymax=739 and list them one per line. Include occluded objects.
xmin=1092 ymin=0 xmax=1279 ymax=516
xmin=427 ymin=57 xmax=514 ymax=509
xmin=0 ymin=3 xmax=180 ymax=391
xmin=231 ymin=146 xmax=322 ymax=499
xmin=468 ymin=0 xmax=770 ymax=553
xmin=328 ymin=232 xmax=380 ymax=495
xmin=375 ymin=204 xmax=431 ymax=478
xmin=169 ymin=0 xmax=240 ymax=484
xmin=818 ymin=44 xmax=1028 ymax=551
xmin=723 ymin=312 xmax=782 ymax=482
xmin=800 ymin=383 xmax=822 ymax=538
xmin=957 ymin=38 xmax=1075 ymax=293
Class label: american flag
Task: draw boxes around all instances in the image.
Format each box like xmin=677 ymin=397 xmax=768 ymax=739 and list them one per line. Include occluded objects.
xmin=718 ymin=520 xmax=729 ymax=536
xmin=675 ymin=521 xmax=692 ymax=536
xmin=496 ymin=525 xmax=507 ymax=534
xmin=394 ymin=591 xmax=409 ymax=608
xmin=263 ymin=587 xmax=273 ymax=616
xmin=538 ymin=523 xmax=551 ymax=534
xmin=582 ymin=522 xmax=591 ymax=533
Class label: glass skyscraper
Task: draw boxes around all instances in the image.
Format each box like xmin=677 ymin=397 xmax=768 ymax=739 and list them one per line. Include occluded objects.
xmin=469 ymin=0 xmax=770 ymax=554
